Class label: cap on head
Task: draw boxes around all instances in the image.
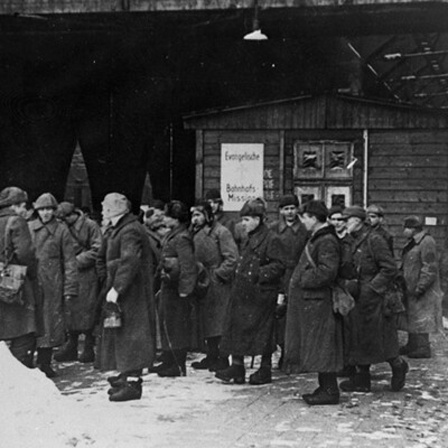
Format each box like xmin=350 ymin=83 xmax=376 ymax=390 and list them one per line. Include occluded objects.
xmin=279 ymin=194 xmax=299 ymax=209
xmin=102 ymin=193 xmax=129 ymax=220
xmin=403 ymin=215 xmax=423 ymax=229
xmin=34 ymin=193 xmax=58 ymax=210
xmin=301 ymin=200 xmax=328 ymax=221
xmin=366 ymin=204 xmax=384 ymax=217
xmin=240 ymin=197 xmax=266 ymax=218
xmin=0 ymin=186 xmax=28 ymax=209
xmin=57 ymin=201 xmax=75 ymax=219
xmin=343 ymin=205 xmax=366 ymax=221
xmin=204 ymin=189 xmax=222 ymax=203
xmin=328 ymin=205 xmax=344 ymax=219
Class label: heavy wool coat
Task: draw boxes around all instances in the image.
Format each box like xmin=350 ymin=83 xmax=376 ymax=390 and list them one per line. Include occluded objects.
xmin=193 ymin=221 xmax=238 ymax=338
xmin=401 ymin=230 xmax=443 ymax=333
xmin=29 ymin=217 xmax=78 ymax=348
xmin=347 ymin=226 xmax=399 ymax=365
xmin=65 ymin=212 xmax=103 ymax=331
xmin=284 ymin=225 xmax=343 ymax=374
xmin=0 ymin=209 xmax=41 ymax=340
xmin=97 ymin=213 xmax=155 ymax=373
xmin=159 ymin=223 xmax=197 ymax=351
xmin=220 ymin=224 xmax=284 ymax=357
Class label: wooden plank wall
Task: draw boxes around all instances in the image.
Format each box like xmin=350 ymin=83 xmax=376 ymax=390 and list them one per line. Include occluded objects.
xmin=202 ymin=130 xmax=281 ymax=221
xmin=369 ymin=129 xmax=448 ymax=251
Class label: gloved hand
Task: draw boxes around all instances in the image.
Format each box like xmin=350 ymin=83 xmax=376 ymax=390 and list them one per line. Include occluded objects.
xmin=106 ymin=287 xmax=119 ymax=303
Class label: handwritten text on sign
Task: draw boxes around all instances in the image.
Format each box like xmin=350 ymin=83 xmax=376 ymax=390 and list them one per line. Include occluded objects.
xmin=221 ymin=143 xmax=264 ymax=211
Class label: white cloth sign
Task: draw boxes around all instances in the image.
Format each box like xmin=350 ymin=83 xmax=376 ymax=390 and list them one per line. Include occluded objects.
xmin=220 ymin=143 xmax=264 ymax=211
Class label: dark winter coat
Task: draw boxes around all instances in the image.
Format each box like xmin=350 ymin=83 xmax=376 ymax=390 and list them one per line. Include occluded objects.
xmin=401 ymin=230 xmax=443 ymax=333
xmin=65 ymin=212 xmax=103 ymax=331
xmin=220 ymin=223 xmax=284 ymax=356
xmin=159 ymin=224 xmax=197 ymax=350
xmin=97 ymin=213 xmax=155 ymax=373
xmin=268 ymin=217 xmax=308 ymax=295
xmin=29 ymin=217 xmax=78 ymax=348
xmin=193 ymin=221 xmax=238 ymax=338
xmin=216 ymin=212 xmax=246 ymax=251
xmin=284 ymin=225 xmax=343 ymax=374
xmin=347 ymin=226 xmax=399 ymax=365
xmin=0 ymin=209 xmax=41 ymax=340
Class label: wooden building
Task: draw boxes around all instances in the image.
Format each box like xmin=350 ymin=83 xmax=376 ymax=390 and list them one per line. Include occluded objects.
xmin=184 ymin=94 xmax=448 ymax=250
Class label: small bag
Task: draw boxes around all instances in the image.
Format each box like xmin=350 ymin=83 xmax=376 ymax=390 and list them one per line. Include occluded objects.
xmin=0 ymin=217 xmax=27 ymax=306
xmin=331 ymin=284 xmax=356 ymax=316
xmin=103 ymin=302 xmax=123 ymax=328
xmin=305 ymin=244 xmax=355 ymax=316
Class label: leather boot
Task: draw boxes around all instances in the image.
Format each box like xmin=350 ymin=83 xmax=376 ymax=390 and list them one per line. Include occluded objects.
xmin=54 ymin=332 xmax=78 ymax=362
xmin=79 ymin=332 xmax=95 ymax=363
xmin=340 ymin=371 xmax=371 ymax=392
xmin=157 ymin=350 xmax=186 ymax=377
xmin=399 ymin=333 xmax=418 ymax=356
xmin=150 ymin=351 xmax=174 ymax=374
xmin=37 ymin=348 xmax=57 ymax=378
xmin=390 ymin=357 xmax=409 ymax=391
xmin=191 ymin=356 xmax=217 ymax=370
xmin=407 ymin=333 xmax=431 ymax=358
xmin=302 ymin=373 xmax=324 ymax=401
xmin=337 ymin=365 xmax=356 ymax=378
xmin=9 ymin=333 xmax=36 ymax=368
xmin=215 ymin=364 xmax=246 ymax=384
xmin=209 ymin=356 xmax=229 ymax=372
xmin=109 ymin=379 xmax=142 ymax=402
xmin=249 ymin=366 xmax=272 ymax=385
xmin=303 ymin=373 xmax=339 ymax=405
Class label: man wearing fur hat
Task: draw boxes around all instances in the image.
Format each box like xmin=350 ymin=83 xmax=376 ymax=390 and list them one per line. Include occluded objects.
xmin=216 ymin=198 xmax=284 ymax=386
xmin=53 ymin=202 xmax=103 ymax=364
xmin=0 ymin=187 xmax=40 ymax=368
xmin=97 ymin=193 xmax=155 ymax=401
xmin=29 ymin=193 xmax=78 ymax=378
xmin=340 ymin=205 xmax=408 ymax=393
xmin=268 ymin=194 xmax=308 ymax=369
xmin=400 ymin=216 xmax=443 ymax=358
xmin=190 ymin=200 xmax=238 ymax=372
xmin=283 ymin=200 xmax=342 ymax=405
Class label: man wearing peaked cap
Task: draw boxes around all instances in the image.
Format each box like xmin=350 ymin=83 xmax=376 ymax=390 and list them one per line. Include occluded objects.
xmin=29 ymin=193 xmax=78 ymax=378
xmin=339 ymin=204 xmax=409 ymax=394
xmin=400 ymin=215 xmax=443 ymax=359
xmin=367 ymin=204 xmax=394 ymax=256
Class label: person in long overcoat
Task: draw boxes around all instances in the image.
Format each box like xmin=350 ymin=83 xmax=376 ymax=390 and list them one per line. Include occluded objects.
xmin=154 ymin=200 xmax=197 ymax=377
xmin=0 ymin=187 xmax=41 ymax=368
xmin=216 ymin=198 xmax=284 ymax=386
xmin=400 ymin=215 xmax=443 ymax=358
xmin=96 ymin=193 xmax=155 ymax=402
xmin=190 ymin=201 xmax=238 ymax=372
xmin=53 ymin=202 xmax=103 ymax=364
xmin=269 ymin=194 xmax=308 ymax=369
xmin=283 ymin=200 xmax=342 ymax=405
xmin=29 ymin=193 xmax=78 ymax=378
xmin=340 ymin=205 xmax=409 ymax=393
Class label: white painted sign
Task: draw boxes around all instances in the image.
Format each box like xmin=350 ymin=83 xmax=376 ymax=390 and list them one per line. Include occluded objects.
xmin=221 ymin=143 xmax=264 ymax=211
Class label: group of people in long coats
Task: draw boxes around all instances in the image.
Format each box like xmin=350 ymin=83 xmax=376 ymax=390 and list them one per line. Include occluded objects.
xmin=0 ymin=183 xmax=443 ymax=405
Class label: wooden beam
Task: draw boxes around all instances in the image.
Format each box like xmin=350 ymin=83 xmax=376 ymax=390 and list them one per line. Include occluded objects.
xmin=3 ymin=0 xmax=448 ymax=15
xmin=195 ymin=130 xmax=204 ymax=201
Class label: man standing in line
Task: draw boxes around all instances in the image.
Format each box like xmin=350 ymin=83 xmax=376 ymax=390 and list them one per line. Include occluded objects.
xmin=400 ymin=216 xmax=443 ymax=358
xmin=340 ymin=205 xmax=408 ymax=393
xmin=97 ymin=193 xmax=155 ymax=401
xmin=29 ymin=193 xmax=78 ymax=378
xmin=53 ymin=202 xmax=103 ymax=364
xmin=268 ymin=194 xmax=307 ymax=369
xmin=190 ymin=200 xmax=238 ymax=372
xmin=366 ymin=204 xmax=394 ymax=255
xmin=0 ymin=187 xmax=41 ymax=368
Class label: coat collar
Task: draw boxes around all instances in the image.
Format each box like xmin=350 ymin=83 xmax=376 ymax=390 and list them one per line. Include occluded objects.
xmin=0 ymin=208 xmax=15 ymax=219
xmin=277 ymin=216 xmax=303 ymax=234
xmin=309 ymin=224 xmax=335 ymax=243
xmin=413 ymin=230 xmax=427 ymax=245
xmin=247 ymin=224 xmax=269 ymax=250
xmin=110 ymin=213 xmax=138 ymax=237
xmin=31 ymin=217 xmax=59 ymax=234
xmin=163 ymin=223 xmax=189 ymax=244
xmin=70 ymin=212 xmax=86 ymax=232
